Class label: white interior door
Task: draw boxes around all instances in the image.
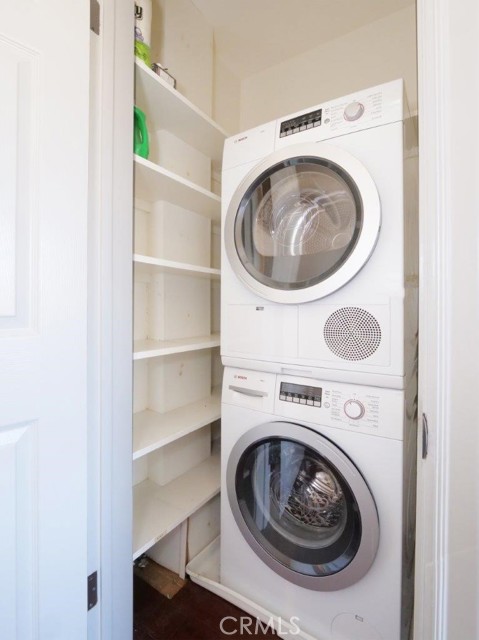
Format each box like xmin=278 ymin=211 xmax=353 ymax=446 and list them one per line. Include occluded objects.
xmin=0 ymin=1 xmax=90 ymax=638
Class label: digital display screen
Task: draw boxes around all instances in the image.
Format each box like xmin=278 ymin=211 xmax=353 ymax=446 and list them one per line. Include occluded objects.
xmin=280 ymin=382 xmax=322 ymax=406
xmin=280 ymin=108 xmax=322 ymax=138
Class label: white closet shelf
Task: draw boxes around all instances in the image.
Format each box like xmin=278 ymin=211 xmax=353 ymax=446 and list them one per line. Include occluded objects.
xmin=133 ymin=387 xmax=221 ymax=460
xmin=133 ymin=448 xmax=221 ymax=560
xmin=133 ymin=333 xmax=220 ymax=360
xmin=134 ymin=254 xmax=221 ymax=279
xmin=134 ymin=156 xmax=221 ymax=221
xmin=135 ymin=59 xmax=228 ymax=163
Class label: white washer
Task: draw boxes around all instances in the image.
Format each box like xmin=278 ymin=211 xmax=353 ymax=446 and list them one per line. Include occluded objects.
xmin=221 ymin=367 xmax=417 ymax=640
xmin=221 ymin=80 xmax=418 ymax=389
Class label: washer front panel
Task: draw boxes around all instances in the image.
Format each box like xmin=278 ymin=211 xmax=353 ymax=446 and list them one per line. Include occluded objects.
xmin=226 ymin=421 xmax=380 ymax=591
xmin=224 ymin=143 xmax=381 ymax=304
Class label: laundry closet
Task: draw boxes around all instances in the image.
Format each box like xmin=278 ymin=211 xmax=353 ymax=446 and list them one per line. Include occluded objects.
xmin=130 ymin=0 xmax=418 ymax=635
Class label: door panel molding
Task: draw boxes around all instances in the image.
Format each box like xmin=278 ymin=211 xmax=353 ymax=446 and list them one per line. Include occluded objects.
xmin=0 ymin=36 xmax=39 ymax=333
xmin=0 ymin=421 xmax=37 ymax=638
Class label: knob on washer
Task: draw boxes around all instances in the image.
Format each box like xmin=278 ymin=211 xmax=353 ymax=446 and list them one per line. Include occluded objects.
xmin=344 ymin=399 xmax=365 ymax=420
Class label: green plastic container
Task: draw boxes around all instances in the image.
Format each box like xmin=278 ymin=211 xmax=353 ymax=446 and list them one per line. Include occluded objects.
xmin=134 ymin=39 xmax=151 ymax=68
xmin=134 ymin=106 xmax=149 ymax=159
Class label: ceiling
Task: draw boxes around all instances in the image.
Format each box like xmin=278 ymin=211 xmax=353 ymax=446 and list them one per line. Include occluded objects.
xmin=190 ymin=0 xmax=415 ymax=78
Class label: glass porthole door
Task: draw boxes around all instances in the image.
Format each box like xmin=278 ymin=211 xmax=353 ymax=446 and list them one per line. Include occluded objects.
xmin=224 ymin=143 xmax=381 ymax=304
xmin=226 ymin=421 xmax=379 ymax=591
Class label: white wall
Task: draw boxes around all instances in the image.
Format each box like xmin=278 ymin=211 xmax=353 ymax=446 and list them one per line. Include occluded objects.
xmin=240 ymin=5 xmax=417 ymax=129
xmin=213 ymin=55 xmax=241 ymax=135
xmin=152 ymin=0 xmax=214 ymax=116
xmin=149 ymin=0 xmax=241 ymax=134
xmin=147 ymin=3 xmax=416 ymax=140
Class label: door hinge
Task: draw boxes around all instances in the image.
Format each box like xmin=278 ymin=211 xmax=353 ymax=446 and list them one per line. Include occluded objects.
xmin=422 ymin=413 xmax=429 ymax=460
xmin=88 ymin=571 xmax=98 ymax=610
xmin=90 ymin=0 xmax=100 ymax=35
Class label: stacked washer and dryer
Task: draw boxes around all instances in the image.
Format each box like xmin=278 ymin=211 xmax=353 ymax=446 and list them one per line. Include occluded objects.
xmin=219 ymin=80 xmax=418 ymax=640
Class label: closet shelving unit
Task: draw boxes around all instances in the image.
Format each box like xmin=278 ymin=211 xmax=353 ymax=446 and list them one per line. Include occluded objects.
xmin=134 ymin=59 xmax=226 ymax=159
xmin=133 ymin=446 xmax=221 ymax=561
xmin=132 ymin=58 xmax=227 ymax=568
xmin=134 ymin=155 xmax=221 ymax=218
xmin=133 ymin=334 xmax=221 ymax=360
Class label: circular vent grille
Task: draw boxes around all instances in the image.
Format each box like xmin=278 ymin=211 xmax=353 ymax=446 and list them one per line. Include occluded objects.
xmin=323 ymin=307 xmax=381 ymax=361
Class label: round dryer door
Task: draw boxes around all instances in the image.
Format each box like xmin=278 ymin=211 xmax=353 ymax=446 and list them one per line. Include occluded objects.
xmin=227 ymin=421 xmax=379 ymax=591
xmin=224 ymin=143 xmax=381 ymax=303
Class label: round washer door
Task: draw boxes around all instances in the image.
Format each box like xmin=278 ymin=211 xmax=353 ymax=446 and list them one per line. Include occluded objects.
xmin=227 ymin=421 xmax=379 ymax=591
xmin=224 ymin=143 xmax=381 ymax=304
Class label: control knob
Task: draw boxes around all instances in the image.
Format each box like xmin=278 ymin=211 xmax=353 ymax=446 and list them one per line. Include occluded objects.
xmin=344 ymin=399 xmax=365 ymax=420
xmin=343 ymin=101 xmax=365 ymax=122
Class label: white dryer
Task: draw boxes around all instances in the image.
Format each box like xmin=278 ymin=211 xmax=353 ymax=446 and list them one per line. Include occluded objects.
xmin=221 ymin=80 xmax=418 ymax=389
xmin=221 ymin=367 xmax=417 ymax=640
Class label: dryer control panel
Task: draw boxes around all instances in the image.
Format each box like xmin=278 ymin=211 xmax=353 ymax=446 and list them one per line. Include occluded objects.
xmin=279 ymin=108 xmax=322 ymax=138
xmin=274 ymin=78 xmax=404 ymax=149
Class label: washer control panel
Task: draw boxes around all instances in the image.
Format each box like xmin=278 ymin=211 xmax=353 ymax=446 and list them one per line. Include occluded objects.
xmin=275 ymin=376 xmax=396 ymax=436
xmin=343 ymin=399 xmax=366 ymax=420
xmin=327 ymin=389 xmax=380 ymax=429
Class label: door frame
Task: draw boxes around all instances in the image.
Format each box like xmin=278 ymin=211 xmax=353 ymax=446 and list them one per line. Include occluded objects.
xmin=415 ymin=0 xmax=479 ymax=638
xmin=99 ymin=0 xmax=479 ymax=637
xmin=93 ymin=1 xmax=133 ymax=638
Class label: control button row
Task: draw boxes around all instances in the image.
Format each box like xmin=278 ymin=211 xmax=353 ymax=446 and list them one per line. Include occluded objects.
xmin=279 ymin=394 xmax=321 ymax=407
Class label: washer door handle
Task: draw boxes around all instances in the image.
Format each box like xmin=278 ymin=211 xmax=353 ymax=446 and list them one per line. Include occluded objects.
xmin=228 ymin=385 xmax=268 ymax=398
xmin=422 ymin=413 xmax=429 ymax=459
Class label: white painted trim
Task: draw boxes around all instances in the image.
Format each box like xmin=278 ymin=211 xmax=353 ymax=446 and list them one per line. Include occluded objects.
xmin=95 ymin=1 xmax=133 ymax=638
xmin=87 ymin=23 xmax=102 ymax=640
xmin=416 ymin=0 xmax=479 ymax=638
xmin=90 ymin=1 xmax=479 ymax=638
xmin=416 ymin=0 xmax=449 ymax=636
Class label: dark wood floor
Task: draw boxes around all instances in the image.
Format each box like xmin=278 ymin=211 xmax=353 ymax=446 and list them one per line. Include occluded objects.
xmin=134 ymin=574 xmax=277 ymax=639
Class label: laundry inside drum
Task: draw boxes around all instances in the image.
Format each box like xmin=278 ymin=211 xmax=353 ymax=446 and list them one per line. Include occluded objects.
xmin=236 ymin=159 xmax=363 ymax=289
xmin=252 ymin=446 xmax=349 ymax=549
xmin=252 ymin=165 xmax=357 ymax=258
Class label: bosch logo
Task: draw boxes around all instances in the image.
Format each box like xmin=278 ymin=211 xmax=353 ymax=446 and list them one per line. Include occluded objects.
xmin=234 ymin=136 xmax=248 ymax=143
xmin=234 ymin=375 xmax=247 ymax=380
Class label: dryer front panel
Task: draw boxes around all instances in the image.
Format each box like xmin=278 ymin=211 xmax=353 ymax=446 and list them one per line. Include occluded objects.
xmin=224 ymin=143 xmax=381 ymax=304
xmin=226 ymin=421 xmax=380 ymax=591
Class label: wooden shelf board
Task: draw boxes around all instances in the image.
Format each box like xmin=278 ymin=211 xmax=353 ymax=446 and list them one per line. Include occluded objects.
xmin=133 ymin=387 xmax=221 ymax=460
xmin=134 ymin=254 xmax=221 ymax=279
xmin=133 ymin=334 xmax=220 ymax=360
xmin=134 ymin=156 xmax=220 ymax=221
xmin=133 ymin=449 xmax=221 ymax=560
xmin=134 ymin=59 xmax=228 ymax=163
